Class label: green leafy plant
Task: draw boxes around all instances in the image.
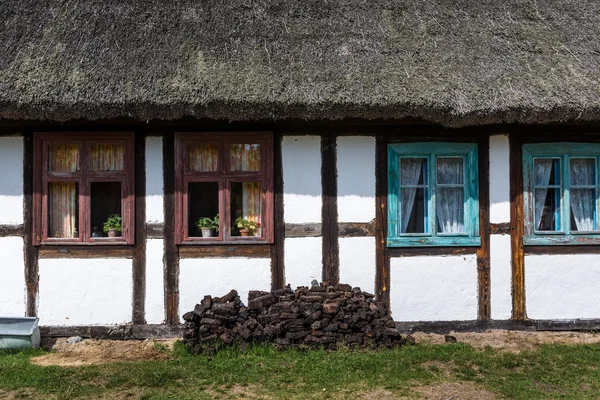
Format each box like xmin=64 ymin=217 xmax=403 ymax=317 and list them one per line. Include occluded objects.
xmin=234 ymin=216 xmax=259 ymax=231
xmin=103 ymin=214 xmax=122 ymax=233
xmin=196 ymin=214 xmax=219 ymax=230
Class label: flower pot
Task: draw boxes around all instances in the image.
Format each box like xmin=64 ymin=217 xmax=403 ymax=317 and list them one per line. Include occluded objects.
xmin=254 ymin=227 xmax=261 ymax=237
xmin=239 ymin=228 xmax=250 ymax=236
xmin=200 ymin=228 xmax=214 ymax=238
xmin=107 ymin=229 xmax=120 ymax=238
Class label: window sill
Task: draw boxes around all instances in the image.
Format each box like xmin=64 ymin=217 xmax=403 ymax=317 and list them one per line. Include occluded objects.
xmin=387 ymin=236 xmax=481 ymax=247
xmin=524 ymin=235 xmax=600 ymax=246
xmin=178 ymin=239 xmax=273 ymax=246
xmin=38 ymin=241 xmax=130 ymax=246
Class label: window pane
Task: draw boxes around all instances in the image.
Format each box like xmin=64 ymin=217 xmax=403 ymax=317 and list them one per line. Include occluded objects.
xmin=90 ymin=144 xmax=124 ymax=171
xmin=189 ymin=144 xmax=218 ymax=172
xmin=570 ymin=158 xmax=595 ymax=186
xmin=535 ymin=188 xmax=561 ymax=231
xmin=48 ymin=144 xmax=79 ymax=172
xmin=90 ymin=182 xmax=122 ymax=238
xmin=400 ymin=158 xmax=427 ymax=186
xmin=230 ymin=144 xmax=261 ymax=172
xmin=48 ymin=182 xmax=79 ymax=238
xmin=231 ymin=182 xmax=262 ymax=237
xmin=571 ymin=188 xmax=596 ymax=231
xmin=534 ymin=158 xmax=560 ymax=186
xmin=188 ymin=182 xmax=219 ymax=237
xmin=436 ymin=158 xmax=464 ymax=185
xmin=436 ymin=187 xmax=465 ymax=233
xmin=400 ymin=187 xmax=427 ymax=233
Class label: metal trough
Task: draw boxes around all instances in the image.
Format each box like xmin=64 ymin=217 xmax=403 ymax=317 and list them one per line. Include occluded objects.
xmin=0 ymin=317 xmax=41 ymax=350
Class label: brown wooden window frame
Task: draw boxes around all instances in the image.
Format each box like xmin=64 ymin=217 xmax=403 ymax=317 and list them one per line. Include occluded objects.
xmin=175 ymin=132 xmax=274 ymax=244
xmin=33 ymin=132 xmax=135 ymax=245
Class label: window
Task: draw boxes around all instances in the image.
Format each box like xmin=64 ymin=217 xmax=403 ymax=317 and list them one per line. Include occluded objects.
xmin=33 ymin=133 xmax=134 ymax=245
xmin=387 ymin=142 xmax=480 ymax=247
xmin=523 ymin=143 xmax=600 ymax=245
xmin=175 ymin=133 xmax=273 ymax=243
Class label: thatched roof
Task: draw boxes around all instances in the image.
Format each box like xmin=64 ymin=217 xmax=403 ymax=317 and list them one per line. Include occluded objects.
xmin=1 ymin=0 xmax=600 ymax=126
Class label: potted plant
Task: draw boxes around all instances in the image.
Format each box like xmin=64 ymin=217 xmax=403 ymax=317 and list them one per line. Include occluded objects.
xmin=103 ymin=214 xmax=122 ymax=238
xmin=234 ymin=216 xmax=258 ymax=237
xmin=196 ymin=214 xmax=219 ymax=238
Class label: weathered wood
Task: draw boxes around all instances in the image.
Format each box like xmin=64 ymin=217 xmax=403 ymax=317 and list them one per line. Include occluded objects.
xmin=510 ymin=136 xmax=526 ymax=320
xmin=338 ymin=221 xmax=376 ymax=237
xmin=163 ymin=133 xmax=179 ymax=325
xmin=179 ymin=245 xmax=271 ymax=258
xmin=146 ymin=223 xmax=164 ymax=238
xmin=40 ymin=324 xmax=185 ymax=339
xmin=38 ymin=246 xmax=135 ymax=259
xmin=490 ymin=222 xmax=510 ymax=235
xmin=0 ymin=224 xmax=24 ymax=237
xmin=375 ymin=136 xmax=390 ymax=311
xmin=23 ymin=132 xmax=38 ymax=317
xmin=285 ymin=223 xmax=322 ymax=237
xmin=388 ymin=247 xmax=477 ymax=258
xmin=132 ymin=133 xmax=147 ymax=324
xmin=476 ymin=136 xmax=491 ymax=320
xmin=524 ymin=245 xmax=600 ymax=255
xmin=270 ymin=135 xmax=285 ymax=290
xmin=395 ymin=320 xmax=534 ymax=334
xmin=321 ymin=135 xmax=339 ymax=285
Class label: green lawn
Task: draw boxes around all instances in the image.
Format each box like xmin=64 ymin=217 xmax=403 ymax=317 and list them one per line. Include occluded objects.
xmin=1 ymin=341 xmax=600 ymax=399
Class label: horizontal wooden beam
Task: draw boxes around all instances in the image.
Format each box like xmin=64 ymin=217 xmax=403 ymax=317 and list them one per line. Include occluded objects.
xmin=38 ymin=246 xmax=135 ymax=259
xmin=388 ymin=247 xmax=477 ymax=257
xmin=40 ymin=324 xmax=184 ymax=340
xmin=146 ymin=223 xmax=164 ymax=238
xmin=285 ymin=223 xmax=321 ymax=237
xmin=490 ymin=222 xmax=510 ymax=235
xmin=285 ymin=222 xmax=376 ymax=238
xmin=179 ymin=245 xmax=271 ymax=258
xmin=524 ymin=245 xmax=600 ymax=255
xmin=0 ymin=224 xmax=24 ymax=237
xmin=396 ymin=319 xmax=600 ymax=334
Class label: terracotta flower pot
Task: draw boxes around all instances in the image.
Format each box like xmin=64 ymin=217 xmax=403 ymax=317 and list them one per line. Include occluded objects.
xmin=239 ymin=228 xmax=250 ymax=236
xmin=108 ymin=229 xmax=120 ymax=238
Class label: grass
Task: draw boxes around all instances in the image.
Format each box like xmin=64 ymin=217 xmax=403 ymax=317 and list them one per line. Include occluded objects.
xmin=1 ymin=342 xmax=600 ymax=399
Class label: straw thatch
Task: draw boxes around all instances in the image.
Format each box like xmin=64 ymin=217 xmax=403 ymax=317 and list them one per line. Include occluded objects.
xmin=1 ymin=0 xmax=600 ymax=126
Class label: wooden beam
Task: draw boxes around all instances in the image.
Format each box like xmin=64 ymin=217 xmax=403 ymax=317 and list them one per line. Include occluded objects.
xmin=375 ymin=136 xmax=390 ymax=310
xmin=38 ymin=246 xmax=135 ymax=259
xmin=388 ymin=247 xmax=477 ymax=258
xmin=0 ymin=224 xmax=24 ymax=237
xmin=476 ymin=136 xmax=491 ymax=320
xmin=270 ymin=135 xmax=285 ymax=290
xmin=180 ymin=245 xmax=271 ymax=258
xmin=509 ymin=135 xmax=526 ymax=320
xmin=132 ymin=133 xmax=147 ymax=324
xmin=40 ymin=324 xmax=184 ymax=340
xmin=284 ymin=221 xmax=376 ymax=238
xmin=163 ymin=133 xmax=179 ymax=324
xmin=23 ymin=132 xmax=38 ymax=317
xmin=321 ymin=135 xmax=339 ymax=285
xmin=490 ymin=222 xmax=510 ymax=235
xmin=146 ymin=223 xmax=164 ymax=238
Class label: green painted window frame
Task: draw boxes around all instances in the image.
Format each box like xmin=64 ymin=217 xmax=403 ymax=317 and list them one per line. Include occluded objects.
xmin=523 ymin=143 xmax=600 ymax=245
xmin=387 ymin=142 xmax=480 ymax=247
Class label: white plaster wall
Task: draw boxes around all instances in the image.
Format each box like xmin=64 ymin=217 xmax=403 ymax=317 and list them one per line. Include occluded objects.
xmin=0 ymin=137 xmax=23 ymax=224
xmin=489 ymin=135 xmax=510 ymax=223
xmin=145 ymin=239 xmax=165 ymax=324
xmin=282 ymin=136 xmax=322 ymax=223
xmin=146 ymin=137 xmax=164 ymax=223
xmin=0 ymin=237 xmax=26 ymax=316
xmin=526 ymin=254 xmax=600 ymax=320
xmin=490 ymin=234 xmax=512 ymax=320
xmin=179 ymin=258 xmax=271 ymax=322
xmin=337 ymin=136 xmax=375 ymax=223
xmin=38 ymin=259 xmax=133 ymax=325
xmin=284 ymin=237 xmax=322 ymax=288
xmin=390 ymin=255 xmax=478 ymax=321
xmin=339 ymin=237 xmax=376 ymax=294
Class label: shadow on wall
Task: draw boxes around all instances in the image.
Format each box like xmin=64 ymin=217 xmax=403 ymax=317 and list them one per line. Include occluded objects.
xmin=0 ymin=137 xmax=24 ymax=225
xmin=282 ymin=137 xmax=322 ymax=197
xmin=337 ymin=137 xmax=376 ymax=200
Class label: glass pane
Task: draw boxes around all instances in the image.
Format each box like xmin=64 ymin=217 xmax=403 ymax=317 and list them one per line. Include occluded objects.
xmin=570 ymin=158 xmax=595 ymax=186
xmin=436 ymin=187 xmax=465 ymax=233
xmin=400 ymin=187 xmax=427 ymax=233
xmin=48 ymin=144 xmax=79 ymax=172
xmin=188 ymin=144 xmax=218 ymax=172
xmin=535 ymin=188 xmax=561 ymax=231
xmin=534 ymin=158 xmax=560 ymax=186
xmin=188 ymin=182 xmax=219 ymax=238
xmin=230 ymin=144 xmax=261 ymax=172
xmin=90 ymin=182 xmax=122 ymax=238
xmin=48 ymin=182 xmax=79 ymax=238
xmin=231 ymin=182 xmax=262 ymax=237
xmin=400 ymin=158 xmax=427 ymax=186
xmin=436 ymin=158 xmax=464 ymax=185
xmin=90 ymin=144 xmax=124 ymax=171
xmin=571 ymin=188 xmax=596 ymax=231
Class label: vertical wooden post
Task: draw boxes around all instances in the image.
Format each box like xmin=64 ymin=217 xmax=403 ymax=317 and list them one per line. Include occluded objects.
xmin=132 ymin=132 xmax=147 ymax=324
xmin=375 ymin=136 xmax=390 ymax=310
xmin=509 ymin=136 xmax=526 ymax=320
xmin=270 ymin=134 xmax=285 ymax=290
xmin=163 ymin=133 xmax=179 ymax=324
xmin=23 ymin=132 xmax=38 ymax=317
xmin=321 ymin=135 xmax=339 ymax=285
xmin=476 ymin=136 xmax=491 ymax=320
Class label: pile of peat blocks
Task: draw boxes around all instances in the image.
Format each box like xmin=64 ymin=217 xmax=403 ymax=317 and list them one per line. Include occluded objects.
xmin=183 ymin=283 xmax=404 ymax=354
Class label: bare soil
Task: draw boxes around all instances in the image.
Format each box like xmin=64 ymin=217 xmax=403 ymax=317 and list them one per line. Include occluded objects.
xmin=408 ymin=382 xmax=498 ymax=400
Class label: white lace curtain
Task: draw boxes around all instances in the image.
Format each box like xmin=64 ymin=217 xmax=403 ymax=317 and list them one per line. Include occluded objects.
xmin=534 ymin=159 xmax=554 ymax=231
xmin=436 ymin=158 xmax=464 ymax=234
xmin=400 ymin=159 xmax=423 ymax=233
xmin=570 ymin=159 xmax=595 ymax=231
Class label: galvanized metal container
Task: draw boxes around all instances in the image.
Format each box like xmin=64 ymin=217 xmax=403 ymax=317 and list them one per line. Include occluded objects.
xmin=0 ymin=317 xmax=41 ymax=350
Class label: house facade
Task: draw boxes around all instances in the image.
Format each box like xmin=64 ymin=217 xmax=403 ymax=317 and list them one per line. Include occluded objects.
xmin=1 ymin=1 xmax=600 ymax=333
